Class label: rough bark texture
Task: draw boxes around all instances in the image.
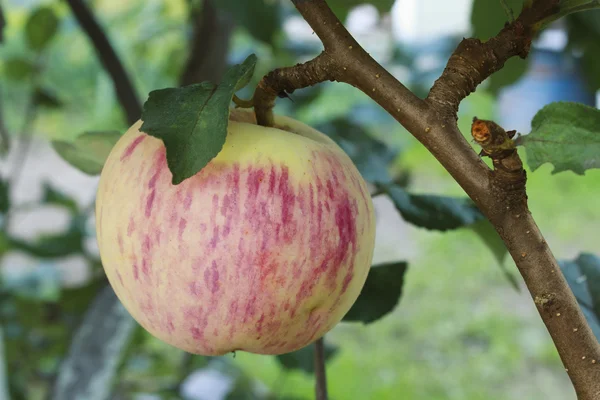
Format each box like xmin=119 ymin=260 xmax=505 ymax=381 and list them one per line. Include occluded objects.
xmin=253 ymin=52 xmax=337 ymax=126
xmin=427 ymin=0 xmax=560 ymax=118
xmin=253 ymin=0 xmax=600 ymax=398
xmin=65 ymin=0 xmax=142 ymax=125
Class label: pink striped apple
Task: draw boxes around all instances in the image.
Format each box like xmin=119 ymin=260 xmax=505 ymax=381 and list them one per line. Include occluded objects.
xmin=95 ymin=109 xmax=376 ymax=356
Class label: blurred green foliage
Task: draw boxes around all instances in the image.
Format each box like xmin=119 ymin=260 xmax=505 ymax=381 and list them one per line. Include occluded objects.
xmin=1 ymin=1 xmax=600 ymax=400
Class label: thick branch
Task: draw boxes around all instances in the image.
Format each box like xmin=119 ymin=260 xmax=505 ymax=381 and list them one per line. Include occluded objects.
xmin=179 ymin=0 xmax=233 ymax=86
xmin=277 ymin=0 xmax=489 ymax=197
xmin=65 ymin=0 xmax=141 ymax=125
xmin=252 ymin=0 xmax=600 ymax=397
xmin=470 ymin=119 xmax=600 ymax=398
xmin=427 ymin=0 xmax=561 ymax=117
xmin=491 ymin=199 xmax=600 ymax=399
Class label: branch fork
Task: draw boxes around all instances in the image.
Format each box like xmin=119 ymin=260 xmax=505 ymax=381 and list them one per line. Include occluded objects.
xmin=250 ymin=0 xmax=600 ymax=398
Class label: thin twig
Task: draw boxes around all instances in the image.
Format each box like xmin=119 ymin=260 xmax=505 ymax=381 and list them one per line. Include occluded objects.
xmin=314 ymin=338 xmax=328 ymax=400
xmin=253 ymin=52 xmax=336 ymax=126
xmin=0 ymin=2 xmax=5 ymax=43
xmin=0 ymin=85 xmax=10 ymax=154
xmin=64 ymin=0 xmax=141 ymax=125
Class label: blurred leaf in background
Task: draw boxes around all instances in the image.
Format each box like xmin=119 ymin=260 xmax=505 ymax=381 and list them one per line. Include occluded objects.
xmin=24 ymin=6 xmax=59 ymax=52
xmin=1 ymin=0 xmax=599 ymax=399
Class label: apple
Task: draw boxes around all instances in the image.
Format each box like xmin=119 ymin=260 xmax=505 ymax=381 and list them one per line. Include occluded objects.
xmin=95 ymin=109 xmax=376 ymax=356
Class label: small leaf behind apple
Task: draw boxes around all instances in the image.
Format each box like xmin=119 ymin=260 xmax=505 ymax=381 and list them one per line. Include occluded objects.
xmin=343 ymin=261 xmax=407 ymax=324
xmin=52 ymin=131 xmax=122 ymax=175
xmin=382 ymin=184 xmax=484 ymax=231
xmin=141 ymin=54 xmax=257 ymax=184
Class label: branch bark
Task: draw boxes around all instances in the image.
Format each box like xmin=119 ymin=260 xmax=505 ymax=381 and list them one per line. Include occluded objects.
xmin=253 ymin=0 xmax=600 ymax=398
xmin=64 ymin=0 xmax=142 ymax=125
xmin=179 ymin=0 xmax=233 ymax=86
xmin=0 ymin=2 xmax=5 ymax=43
xmin=427 ymin=0 xmax=560 ymax=117
xmin=253 ymin=52 xmax=336 ymax=126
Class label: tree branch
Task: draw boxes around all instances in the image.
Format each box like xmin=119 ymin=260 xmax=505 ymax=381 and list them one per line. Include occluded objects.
xmin=314 ymin=338 xmax=328 ymax=400
xmin=0 ymin=85 xmax=10 ymax=154
xmin=427 ymin=0 xmax=560 ymax=117
xmin=64 ymin=0 xmax=142 ymax=125
xmin=0 ymin=2 xmax=5 ymax=43
xmin=253 ymin=0 xmax=600 ymax=397
xmin=179 ymin=0 xmax=233 ymax=86
xmin=257 ymin=0 xmax=489 ymax=200
xmin=253 ymin=52 xmax=337 ymax=126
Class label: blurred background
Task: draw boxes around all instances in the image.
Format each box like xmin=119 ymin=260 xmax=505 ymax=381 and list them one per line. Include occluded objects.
xmin=1 ymin=0 xmax=599 ymax=399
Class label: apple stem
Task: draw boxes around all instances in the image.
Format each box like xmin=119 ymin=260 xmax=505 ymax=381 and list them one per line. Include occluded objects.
xmin=314 ymin=338 xmax=329 ymax=400
xmin=232 ymin=94 xmax=254 ymax=109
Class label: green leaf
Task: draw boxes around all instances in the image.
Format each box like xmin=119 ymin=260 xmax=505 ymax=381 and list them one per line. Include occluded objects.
xmin=59 ymin=278 xmax=106 ymax=316
xmin=559 ymin=254 xmax=600 ymax=340
xmin=52 ymin=131 xmax=122 ymax=175
xmin=539 ymin=0 xmax=600 ymax=27
xmin=216 ymin=0 xmax=280 ymax=45
xmin=471 ymin=0 xmax=523 ymax=40
xmin=343 ymin=261 xmax=408 ymax=324
xmin=383 ymin=184 xmax=485 ymax=231
xmin=0 ymin=178 xmax=9 ymax=214
xmin=0 ymin=230 xmax=11 ymax=259
xmin=141 ymin=54 xmax=257 ymax=184
xmin=470 ymin=220 xmax=519 ymax=290
xmin=3 ymin=57 xmax=35 ymax=81
xmin=276 ymin=341 xmax=338 ymax=374
xmin=520 ymin=102 xmax=600 ymax=175
xmin=51 ymin=286 xmax=137 ymax=400
xmin=327 ymin=0 xmax=395 ymax=21
xmin=573 ymin=253 xmax=600 ymax=316
xmin=33 ymin=87 xmax=63 ymax=109
xmin=486 ymin=57 xmax=528 ymax=95
xmin=25 ymin=6 xmax=59 ymax=51
xmin=41 ymin=183 xmax=78 ymax=212
xmin=566 ymin=11 xmax=600 ymax=93
xmin=318 ymin=119 xmax=399 ymax=184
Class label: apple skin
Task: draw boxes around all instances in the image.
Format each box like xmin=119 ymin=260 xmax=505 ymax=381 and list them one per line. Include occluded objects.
xmin=96 ymin=109 xmax=376 ymax=356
